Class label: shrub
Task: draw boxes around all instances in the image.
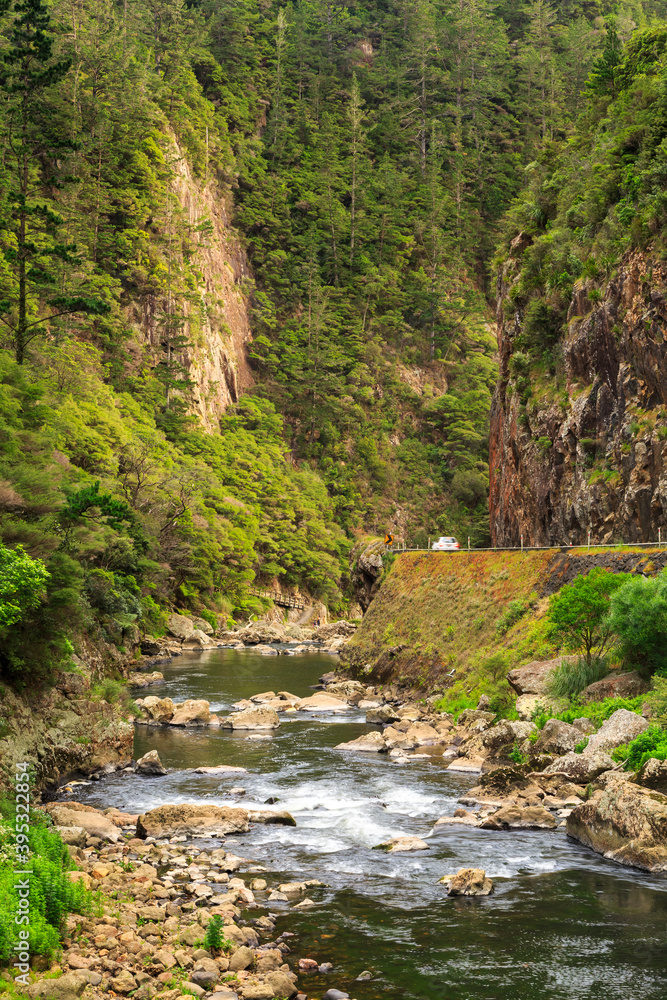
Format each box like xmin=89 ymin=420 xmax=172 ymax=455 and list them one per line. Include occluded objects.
xmin=0 ymin=804 xmax=94 ymax=962
xmin=612 ymin=724 xmax=667 ymax=770
xmin=496 ymin=597 xmax=532 ymax=636
xmin=606 ymin=570 xmax=667 ymax=676
xmin=645 ymin=676 xmax=667 ymax=724
xmin=0 ymin=544 xmax=49 ymax=629
xmin=548 ymin=655 xmax=611 ymax=699
xmin=546 ymin=567 xmax=630 ymax=665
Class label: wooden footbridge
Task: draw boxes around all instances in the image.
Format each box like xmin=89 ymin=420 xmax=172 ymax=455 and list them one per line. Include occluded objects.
xmin=249 ymin=588 xmax=307 ymax=610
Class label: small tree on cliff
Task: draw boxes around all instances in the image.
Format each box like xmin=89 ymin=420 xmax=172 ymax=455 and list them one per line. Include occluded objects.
xmin=546 ymin=567 xmax=629 ymax=667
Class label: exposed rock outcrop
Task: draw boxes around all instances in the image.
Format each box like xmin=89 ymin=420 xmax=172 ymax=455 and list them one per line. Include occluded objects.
xmin=567 ymin=781 xmax=667 ymax=872
xmin=491 ymin=250 xmax=667 ymax=545
xmin=136 ymin=803 xmax=250 ymax=838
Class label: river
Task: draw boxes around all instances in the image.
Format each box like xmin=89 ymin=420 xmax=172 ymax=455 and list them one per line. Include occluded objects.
xmin=73 ymin=648 xmax=667 ymax=1000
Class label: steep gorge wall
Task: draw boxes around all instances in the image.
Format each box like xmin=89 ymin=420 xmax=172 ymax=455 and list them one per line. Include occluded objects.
xmin=126 ymin=140 xmax=253 ymax=432
xmin=491 ymin=249 xmax=667 ymax=546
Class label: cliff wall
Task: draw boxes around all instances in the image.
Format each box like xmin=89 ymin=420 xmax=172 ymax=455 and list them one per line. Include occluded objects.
xmin=490 ymin=249 xmax=667 ymax=546
xmin=126 ymin=139 xmax=254 ymax=432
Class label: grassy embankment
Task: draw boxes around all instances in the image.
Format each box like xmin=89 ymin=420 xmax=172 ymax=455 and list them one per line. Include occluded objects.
xmin=341 ymin=547 xmax=667 ymax=714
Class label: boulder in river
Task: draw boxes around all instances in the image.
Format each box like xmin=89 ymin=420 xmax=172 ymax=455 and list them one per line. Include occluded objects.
xmin=366 ymin=704 xmax=401 ymax=724
xmin=221 ymin=707 xmax=281 ymax=730
xmin=135 ymin=749 xmax=167 ymax=775
xmin=127 ymin=670 xmax=164 ymax=688
xmin=441 ymin=868 xmax=493 ymax=896
xmin=192 ymin=764 xmax=248 ymax=774
xmin=248 ymin=809 xmax=296 ymax=826
xmin=295 ymin=693 xmax=350 ymax=712
xmin=446 ymin=759 xmax=484 ymax=773
xmin=137 ymin=695 xmax=175 ymax=724
xmin=335 ymin=731 xmax=387 ymax=752
xmin=136 ymin=803 xmax=249 ymax=838
xmin=584 ymin=709 xmax=649 ymax=755
xmin=480 ymin=804 xmax=557 ymax=830
xmin=373 ymin=836 xmax=429 ymax=852
xmin=567 ymin=781 xmax=667 ymax=872
xmin=170 ymin=698 xmax=211 ymax=726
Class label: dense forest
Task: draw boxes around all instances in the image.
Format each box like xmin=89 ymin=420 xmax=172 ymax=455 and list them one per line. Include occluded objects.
xmin=1 ymin=0 xmax=667 ymax=681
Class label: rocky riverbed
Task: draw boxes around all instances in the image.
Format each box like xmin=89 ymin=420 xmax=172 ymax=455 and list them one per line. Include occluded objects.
xmin=22 ymin=647 xmax=667 ymax=1000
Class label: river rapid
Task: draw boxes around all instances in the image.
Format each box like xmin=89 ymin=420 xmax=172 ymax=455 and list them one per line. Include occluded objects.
xmin=73 ymin=648 xmax=667 ymax=1000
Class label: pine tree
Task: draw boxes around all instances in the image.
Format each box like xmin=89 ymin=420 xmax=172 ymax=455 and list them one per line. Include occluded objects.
xmin=0 ymin=0 xmax=108 ymax=363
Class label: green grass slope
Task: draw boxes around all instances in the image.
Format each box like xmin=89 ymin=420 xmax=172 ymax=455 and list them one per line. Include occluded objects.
xmin=342 ymin=547 xmax=667 ymax=712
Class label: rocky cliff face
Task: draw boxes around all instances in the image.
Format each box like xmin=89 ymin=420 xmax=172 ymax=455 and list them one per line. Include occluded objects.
xmin=126 ymin=139 xmax=253 ymax=432
xmin=491 ymin=248 xmax=667 ymax=545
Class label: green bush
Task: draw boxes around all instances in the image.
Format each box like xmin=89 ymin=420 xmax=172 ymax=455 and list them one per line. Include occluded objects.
xmin=0 ymin=804 xmax=94 ymax=962
xmin=496 ymin=597 xmax=532 ymax=637
xmin=532 ymin=695 xmax=644 ymax=730
xmin=203 ymin=914 xmax=230 ymax=953
xmin=612 ymin=724 xmax=667 ymax=770
xmin=606 ymin=571 xmax=667 ymax=676
xmin=548 ymin=655 xmax=611 ymax=699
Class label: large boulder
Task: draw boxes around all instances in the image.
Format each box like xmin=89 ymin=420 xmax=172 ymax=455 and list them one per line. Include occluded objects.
xmin=313 ymin=620 xmax=357 ymax=642
xmin=138 ymin=696 xmax=175 ymax=724
xmin=543 ymin=751 xmax=615 ymax=783
xmin=135 ymin=750 xmax=167 ymax=776
xmin=515 ymin=694 xmax=568 ymax=720
xmin=127 ymin=671 xmax=164 ymax=688
xmin=480 ymin=805 xmax=557 ymax=830
xmin=136 ymin=803 xmax=249 ymax=839
xmin=239 ymin=624 xmax=287 ymax=645
xmin=532 ymin=719 xmax=582 ymax=756
xmin=191 ymin=616 xmax=215 ymax=635
xmin=236 ymin=971 xmax=298 ymax=999
xmin=507 ymin=656 xmax=575 ymax=695
xmin=463 ymin=720 xmax=536 ymax=761
xmin=184 ymin=629 xmax=216 ymax=647
xmin=26 ymin=972 xmax=92 ymax=999
xmin=366 ymin=705 xmax=401 ymax=724
xmin=634 ymin=758 xmax=667 ymax=794
xmin=441 ymin=868 xmax=493 ymax=896
xmin=295 ymin=693 xmax=350 ymax=712
xmin=580 ymin=671 xmax=650 ymax=703
xmin=42 ymin=803 xmax=122 ymax=843
xmin=166 ymin=613 xmax=195 ymax=640
xmin=585 ymin=709 xmax=649 ymax=755
xmin=373 ymin=836 xmax=429 ymax=852
xmin=220 ymin=707 xmax=280 ymax=730
xmin=335 ymin=731 xmax=387 ymax=752
xmin=567 ymin=781 xmax=667 ymax=871
xmin=170 ymin=699 xmax=211 ymax=727
xmin=457 ymin=709 xmax=496 ymax=732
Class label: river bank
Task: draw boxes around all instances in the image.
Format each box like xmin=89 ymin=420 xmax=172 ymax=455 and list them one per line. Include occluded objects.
xmin=16 ymin=646 xmax=667 ymax=1000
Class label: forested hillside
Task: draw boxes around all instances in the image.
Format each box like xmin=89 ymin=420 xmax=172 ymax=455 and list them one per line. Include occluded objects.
xmin=1 ymin=0 xmax=666 ymax=681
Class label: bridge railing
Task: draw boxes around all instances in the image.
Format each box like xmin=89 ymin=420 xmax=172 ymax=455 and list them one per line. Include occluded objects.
xmin=249 ymin=588 xmax=306 ymax=610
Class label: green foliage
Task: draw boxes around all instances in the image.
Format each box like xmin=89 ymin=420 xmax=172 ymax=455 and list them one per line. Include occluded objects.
xmin=0 ymin=544 xmax=49 ymax=629
xmin=496 ymin=596 xmax=532 ymax=636
xmin=548 ymin=654 xmax=611 ymax=699
xmin=606 ymin=570 xmax=667 ymax=676
xmin=203 ymin=914 xmax=229 ymax=953
xmin=546 ymin=567 xmax=629 ymax=665
xmin=574 ymin=737 xmax=590 ymax=753
xmin=508 ymin=743 xmax=529 ymax=765
xmin=0 ymin=803 xmax=94 ymax=962
xmin=645 ymin=676 xmax=667 ymax=724
xmin=612 ymin=723 xmax=667 ymax=770
xmin=532 ymin=695 xmax=645 ymax=730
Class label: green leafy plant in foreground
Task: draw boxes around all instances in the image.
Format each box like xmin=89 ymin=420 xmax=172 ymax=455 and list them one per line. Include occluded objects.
xmin=0 ymin=803 xmax=94 ymax=962
xmin=613 ymin=725 xmax=667 ymax=771
xmin=203 ymin=915 xmax=230 ymax=953
xmin=546 ymin=568 xmax=629 ymax=666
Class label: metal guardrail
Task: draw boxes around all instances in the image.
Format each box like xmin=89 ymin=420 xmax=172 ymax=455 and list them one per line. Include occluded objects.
xmin=389 ymin=539 xmax=667 ymax=554
xmin=250 ymin=588 xmax=306 ymax=610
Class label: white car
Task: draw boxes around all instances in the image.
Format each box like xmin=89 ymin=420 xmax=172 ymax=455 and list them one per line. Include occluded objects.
xmin=432 ymin=536 xmax=460 ymax=551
